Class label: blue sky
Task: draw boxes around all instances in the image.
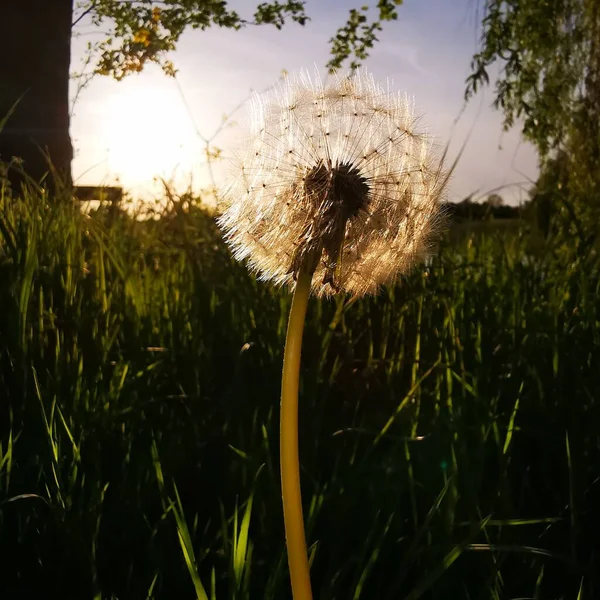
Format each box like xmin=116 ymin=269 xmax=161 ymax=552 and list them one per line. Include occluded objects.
xmin=70 ymin=0 xmax=539 ymax=205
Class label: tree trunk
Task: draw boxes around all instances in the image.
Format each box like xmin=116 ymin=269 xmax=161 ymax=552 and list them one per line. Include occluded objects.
xmin=0 ymin=0 xmax=73 ymax=194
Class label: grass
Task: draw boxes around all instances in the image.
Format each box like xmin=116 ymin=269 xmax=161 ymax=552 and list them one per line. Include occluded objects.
xmin=1 ymin=184 xmax=599 ymax=599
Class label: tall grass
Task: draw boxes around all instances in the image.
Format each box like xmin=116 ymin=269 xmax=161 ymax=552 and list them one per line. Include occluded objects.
xmin=1 ymin=185 xmax=599 ymax=599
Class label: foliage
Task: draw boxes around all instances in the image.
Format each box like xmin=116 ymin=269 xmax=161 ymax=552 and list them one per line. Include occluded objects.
xmin=1 ymin=183 xmax=599 ymax=598
xmin=326 ymin=1 xmax=403 ymax=72
xmin=79 ymin=0 xmax=307 ymax=80
xmin=74 ymin=0 xmax=404 ymax=80
xmin=525 ymin=150 xmax=571 ymax=238
xmin=465 ymin=0 xmax=600 ymax=242
xmin=465 ymin=0 xmax=600 ymax=160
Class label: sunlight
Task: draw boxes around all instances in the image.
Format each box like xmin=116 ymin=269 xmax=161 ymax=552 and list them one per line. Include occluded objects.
xmin=102 ymin=82 xmax=205 ymax=193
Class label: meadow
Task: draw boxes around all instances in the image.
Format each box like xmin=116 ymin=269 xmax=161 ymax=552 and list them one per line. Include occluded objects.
xmin=1 ymin=187 xmax=599 ymax=599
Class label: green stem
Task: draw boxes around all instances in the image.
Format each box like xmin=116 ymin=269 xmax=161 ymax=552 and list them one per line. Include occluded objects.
xmin=280 ymin=268 xmax=314 ymax=600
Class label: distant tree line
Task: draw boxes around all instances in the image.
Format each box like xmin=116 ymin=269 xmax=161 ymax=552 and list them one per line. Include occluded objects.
xmin=446 ymin=181 xmax=565 ymax=237
xmin=446 ymin=195 xmax=520 ymax=221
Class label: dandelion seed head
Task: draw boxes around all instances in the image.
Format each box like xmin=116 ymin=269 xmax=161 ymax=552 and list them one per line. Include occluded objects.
xmin=217 ymin=68 xmax=449 ymax=297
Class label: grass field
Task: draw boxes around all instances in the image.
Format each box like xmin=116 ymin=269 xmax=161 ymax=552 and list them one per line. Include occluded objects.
xmin=1 ymin=188 xmax=599 ymax=599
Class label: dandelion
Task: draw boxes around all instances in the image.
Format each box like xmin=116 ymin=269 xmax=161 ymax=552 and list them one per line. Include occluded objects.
xmin=217 ymin=69 xmax=450 ymax=600
xmin=218 ymin=69 xmax=448 ymax=297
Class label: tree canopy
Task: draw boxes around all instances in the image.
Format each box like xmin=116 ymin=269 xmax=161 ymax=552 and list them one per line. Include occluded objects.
xmin=465 ymin=0 xmax=600 ymax=229
xmin=466 ymin=0 xmax=600 ymax=162
xmin=75 ymin=0 xmax=404 ymax=80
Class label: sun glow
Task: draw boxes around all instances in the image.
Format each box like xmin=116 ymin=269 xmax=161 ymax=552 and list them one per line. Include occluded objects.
xmin=99 ymin=82 xmax=207 ymax=195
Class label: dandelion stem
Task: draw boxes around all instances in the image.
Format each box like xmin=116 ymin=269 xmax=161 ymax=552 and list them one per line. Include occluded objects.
xmin=280 ymin=267 xmax=314 ymax=600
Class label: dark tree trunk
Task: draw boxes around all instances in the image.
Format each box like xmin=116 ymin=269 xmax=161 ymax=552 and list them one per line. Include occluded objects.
xmin=0 ymin=0 xmax=73 ymax=194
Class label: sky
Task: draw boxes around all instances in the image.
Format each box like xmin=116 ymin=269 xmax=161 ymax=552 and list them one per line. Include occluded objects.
xmin=69 ymin=0 xmax=539 ymax=206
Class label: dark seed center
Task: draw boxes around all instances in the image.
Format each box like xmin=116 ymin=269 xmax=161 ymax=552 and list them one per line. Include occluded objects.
xmin=304 ymin=161 xmax=370 ymax=217
xmin=289 ymin=161 xmax=371 ymax=288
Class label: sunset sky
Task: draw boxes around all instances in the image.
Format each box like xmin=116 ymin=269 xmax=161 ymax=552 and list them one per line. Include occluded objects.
xmin=69 ymin=0 xmax=539 ymax=205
